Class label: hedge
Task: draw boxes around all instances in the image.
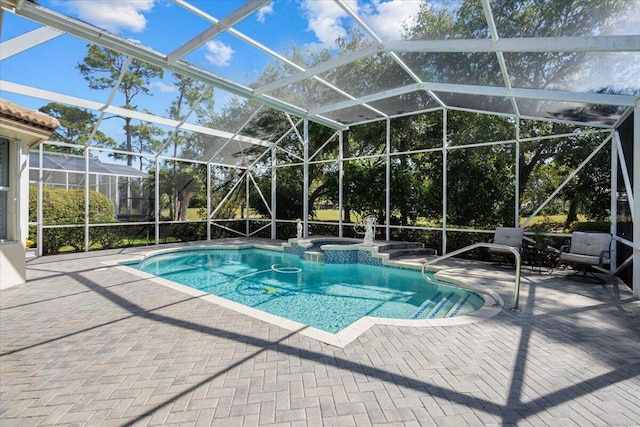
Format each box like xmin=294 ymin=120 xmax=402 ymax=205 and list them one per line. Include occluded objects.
xmin=569 ymin=221 xmax=611 ymax=233
xmin=29 ymin=186 xmax=122 ymax=253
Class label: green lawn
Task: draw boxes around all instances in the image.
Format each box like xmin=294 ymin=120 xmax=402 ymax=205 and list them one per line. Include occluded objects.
xmin=311 ymin=210 xmax=578 ymax=229
xmin=187 ymin=207 xmax=580 ymax=230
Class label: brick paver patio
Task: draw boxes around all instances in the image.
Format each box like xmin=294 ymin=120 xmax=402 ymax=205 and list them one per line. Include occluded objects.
xmin=1 ymin=239 xmax=639 ymax=426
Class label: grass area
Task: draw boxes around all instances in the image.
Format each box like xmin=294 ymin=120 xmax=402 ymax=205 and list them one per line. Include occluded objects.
xmin=312 ymin=209 xmax=579 ymax=229
xmin=187 ymin=208 xmax=204 ymax=220
xmin=183 ymin=208 xmax=270 ymax=220
xmin=314 ymin=209 xmax=341 ymax=221
xmin=519 ymin=214 xmax=586 ymax=230
xmin=185 ymin=207 xmax=582 ymax=231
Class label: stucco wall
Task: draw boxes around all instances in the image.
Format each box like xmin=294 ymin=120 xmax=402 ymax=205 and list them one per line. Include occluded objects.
xmin=0 ymin=139 xmax=29 ymax=288
xmin=0 ymin=241 xmax=26 ymax=289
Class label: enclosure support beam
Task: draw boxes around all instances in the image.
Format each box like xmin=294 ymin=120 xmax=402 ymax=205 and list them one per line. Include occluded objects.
xmin=442 ymin=109 xmax=448 ymax=256
xmin=0 ymin=26 xmax=63 ymax=60
xmin=2 ymin=81 xmax=273 ymax=148
xmin=126 ymin=177 xmax=131 ymax=216
xmin=154 ymin=158 xmax=160 ymax=245
xmin=271 ymin=145 xmax=277 ymax=239
xmin=36 ymin=145 xmax=43 ymax=257
xmin=166 ymin=0 xmax=272 ymax=64
xmin=206 ymin=164 xmax=211 ymax=241
xmin=514 ymin=118 xmax=520 ymax=226
xmin=83 ymin=148 xmax=90 ymax=252
xmin=303 ymin=119 xmax=309 ymax=238
xmin=338 ymin=131 xmax=344 ymax=238
xmin=245 ymin=173 xmax=250 ymax=237
xmin=610 ymin=129 xmax=618 ymax=272
xmin=385 ymin=118 xmax=391 ymax=241
xmin=115 ymin=177 xmax=120 ymax=220
xmin=633 ymin=101 xmax=639 ymax=299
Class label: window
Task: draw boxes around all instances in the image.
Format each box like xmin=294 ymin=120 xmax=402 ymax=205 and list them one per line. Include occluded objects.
xmin=0 ymin=138 xmax=9 ymax=241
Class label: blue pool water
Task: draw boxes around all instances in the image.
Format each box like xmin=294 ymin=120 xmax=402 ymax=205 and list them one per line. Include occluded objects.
xmin=133 ymin=248 xmax=484 ymax=333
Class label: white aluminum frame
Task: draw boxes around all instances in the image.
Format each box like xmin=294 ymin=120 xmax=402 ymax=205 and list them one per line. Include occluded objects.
xmin=3 ymin=0 xmax=638 ymax=295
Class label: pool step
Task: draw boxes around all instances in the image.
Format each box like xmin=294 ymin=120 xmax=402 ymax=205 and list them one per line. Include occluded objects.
xmin=444 ymin=293 xmax=474 ymax=318
xmin=426 ymin=292 xmax=456 ymax=318
xmin=413 ymin=291 xmax=474 ymax=319
xmin=376 ymin=242 xmax=424 ymax=253
xmin=386 ymin=247 xmax=438 ymax=259
xmin=411 ymin=291 xmax=442 ymax=319
xmin=375 ymin=241 xmax=437 ymax=260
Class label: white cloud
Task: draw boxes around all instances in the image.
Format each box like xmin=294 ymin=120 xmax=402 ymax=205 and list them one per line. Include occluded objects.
xmin=360 ymin=0 xmax=424 ymax=40
xmin=256 ymin=3 xmax=274 ymax=23
xmin=205 ymin=40 xmax=235 ymax=67
xmin=151 ymin=81 xmax=176 ymax=93
xmin=64 ymin=0 xmax=154 ymax=33
xmin=301 ymin=0 xmax=423 ymax=47
xmin=301 ymin=0 xmax=352 ymax=47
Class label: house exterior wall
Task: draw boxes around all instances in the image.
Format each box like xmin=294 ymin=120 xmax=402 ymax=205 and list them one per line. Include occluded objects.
xmin=0 ymin=138 xmax=29 ymax=289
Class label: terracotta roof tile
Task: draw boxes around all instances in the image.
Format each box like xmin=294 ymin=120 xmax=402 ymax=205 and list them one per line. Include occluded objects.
xmin=0 ymin=98 xmax=60 ymax=130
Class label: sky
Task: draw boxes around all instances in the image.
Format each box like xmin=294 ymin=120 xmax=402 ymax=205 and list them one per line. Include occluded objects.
xmin=0 ymin=0 xmax=424 ymax=115
xmin=0 ymin=0 xmax=428 ymax=158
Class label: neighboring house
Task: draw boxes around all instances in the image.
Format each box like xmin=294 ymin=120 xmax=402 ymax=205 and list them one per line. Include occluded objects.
xmin=29 ymin=150 xmax=150 ymax=217
xmin=0 ymin=99 xmax=59 ymax=289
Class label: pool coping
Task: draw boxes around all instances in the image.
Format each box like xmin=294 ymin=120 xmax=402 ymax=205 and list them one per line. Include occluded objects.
xmin=107 ymin=242 xmax=503 ymax=347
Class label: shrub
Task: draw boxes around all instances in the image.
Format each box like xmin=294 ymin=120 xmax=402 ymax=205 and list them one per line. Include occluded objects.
xmin=90 ymin=225 xmax=125 ymax=250
xmin=569 ymin=221 xmax=610 ymax=233
xmin=29 ymin=186 xmax=122 ymax=253
xmin=170 ymin=222 xmax=207 ymax=242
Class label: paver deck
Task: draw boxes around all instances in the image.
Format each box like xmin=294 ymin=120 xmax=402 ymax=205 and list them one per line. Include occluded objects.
xmin=1 ymin=239 xmax=639 ymax=426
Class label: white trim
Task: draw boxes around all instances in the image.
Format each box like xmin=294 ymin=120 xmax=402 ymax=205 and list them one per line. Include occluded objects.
xmin=385 ymin=35 xmax=640 ymax=53
xmin=166 ymin=0 xmax=271 ymax=64
xmin=0 ymin=26 xmax=63 ymax=60
xmin=312 ymin=83 xmax=636 ymax=117
xmin=1 ymin=81 xmax=272 ymax=148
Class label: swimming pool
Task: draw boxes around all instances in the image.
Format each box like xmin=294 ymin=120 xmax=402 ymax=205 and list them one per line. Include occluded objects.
xmin=132 ymin=247 xmax=485 ymax=334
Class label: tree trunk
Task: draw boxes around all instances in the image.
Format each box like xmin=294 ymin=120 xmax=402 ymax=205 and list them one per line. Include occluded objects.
xmin=343 ymin=207 xmax=351 ymax=223
xmin=125 ymin=117 xmax=133 ymax=166
xmin=178 ymin=192 xmax=193 ymax=221
xmin=565 ymin=199 xmax=578 ymax=229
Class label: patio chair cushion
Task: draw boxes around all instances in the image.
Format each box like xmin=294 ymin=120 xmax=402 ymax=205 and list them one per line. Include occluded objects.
xmin=560 ymin=252 xmax=601 ymax=266
xmin=568 ymin=232 xmax=611 ymax=257
xmin=490 ymin=227 xmax=524 ymax=254
xmin=560 ymin=231 xmax=611 ymax=265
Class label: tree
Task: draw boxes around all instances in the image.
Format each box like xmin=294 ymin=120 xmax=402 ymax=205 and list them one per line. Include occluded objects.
xmin=38 ymin=102 xmax=115 ymax=153
xmin=404 ymin=0 xmax=630 ymax=89
xmin=555 ymin=132 xmax=611 ymax=227
xmin=399 ymin=0 xmax=628 ymax=228
xmin=518 ymin=120 xmax=611 ymax=229
xmin=77 ymin=44 xmax=164 ymax=167
xmin=248 ymin=109 xmax=339 ymax=221
xmin=161 ymin=74 xmax=213 ymax=220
